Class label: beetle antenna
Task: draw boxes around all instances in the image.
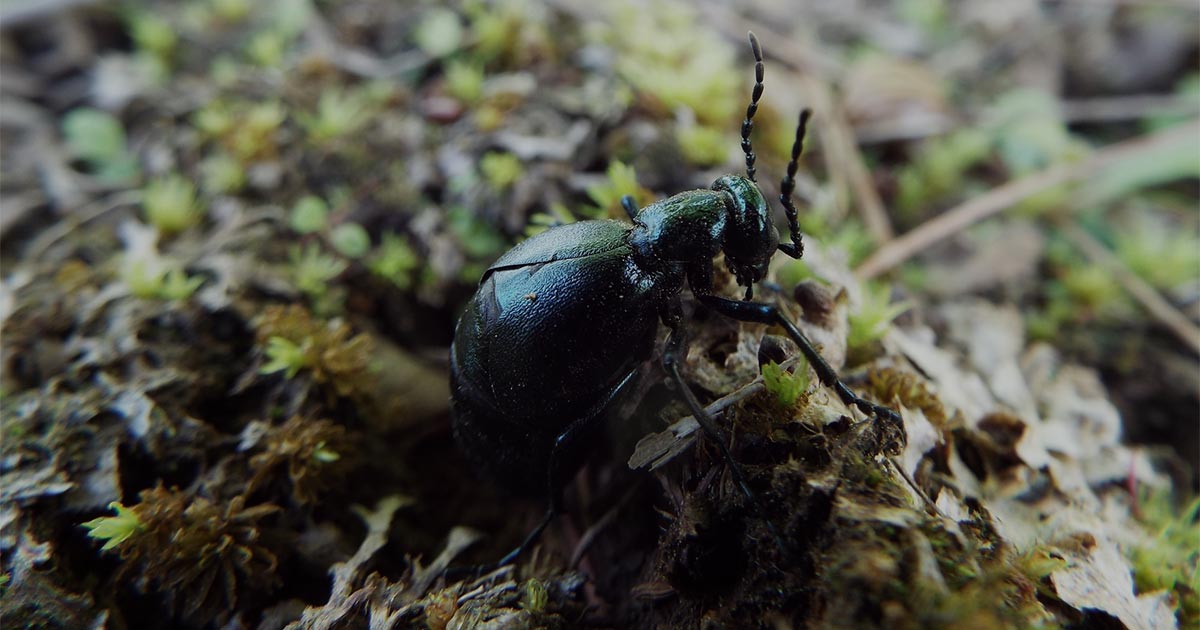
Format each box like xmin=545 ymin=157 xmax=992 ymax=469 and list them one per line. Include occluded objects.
xmin=777 ymin=108 xmax=812 ymax=260
xmin=742 ymin=32 xmax=765 ymax=183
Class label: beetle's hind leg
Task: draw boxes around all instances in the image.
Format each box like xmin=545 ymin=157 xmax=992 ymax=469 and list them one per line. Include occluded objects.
xmin=492 ymin=369 xmax=641 ymax=569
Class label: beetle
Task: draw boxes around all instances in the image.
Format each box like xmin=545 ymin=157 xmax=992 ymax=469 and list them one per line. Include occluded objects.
xmin=450 ymin=32 xmax=900 ymax=565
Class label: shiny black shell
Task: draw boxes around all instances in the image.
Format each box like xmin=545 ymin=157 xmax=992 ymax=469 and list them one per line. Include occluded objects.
xmin=450 ymin=220 xmax=678 ymax=493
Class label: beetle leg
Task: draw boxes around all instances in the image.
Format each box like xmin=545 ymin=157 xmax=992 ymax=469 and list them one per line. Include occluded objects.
xmin=621 ymin=195 xmax=639 ymax=221
xmin=695 ymin=294 xmax=901 ymax=425
xmin=495 ymin=369 xmax=640 ymax=568
xmin=661 ymin=304 xmax=788 ymax=553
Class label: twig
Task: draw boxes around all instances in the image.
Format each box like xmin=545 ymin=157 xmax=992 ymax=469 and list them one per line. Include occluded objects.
xmin=1061 ymin=94 xmax=1196 ymax=124
xmin=25 ymin=190 xmax=143 ymax=262
xmin=1060 ymin=223 xmax=1200 ymax=355
xmin=854 ymin=119 xmax=1200 ymax=279
xmin=797 ymin=75 xmax=896 ymax=243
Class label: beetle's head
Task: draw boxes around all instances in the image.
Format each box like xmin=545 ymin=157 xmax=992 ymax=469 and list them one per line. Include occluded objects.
xmin=712 ymin=175 xmax=779 ymax=292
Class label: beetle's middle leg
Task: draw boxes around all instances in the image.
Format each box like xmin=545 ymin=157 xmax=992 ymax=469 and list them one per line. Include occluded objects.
xmin=661 ymin=302 xmax=787 ymax=552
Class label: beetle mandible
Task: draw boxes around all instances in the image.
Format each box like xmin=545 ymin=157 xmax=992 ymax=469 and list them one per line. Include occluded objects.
xmin=450 ymin=32 xmax=901 ymax=565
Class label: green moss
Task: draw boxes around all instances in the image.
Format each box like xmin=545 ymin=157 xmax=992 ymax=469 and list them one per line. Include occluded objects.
xmin=585 ymin=160 xmax=652 ymax=219
xmin=602 ymin=0 xmax=739 ymax=126
xmin=210 ymin=0 xmax=251 ymax=23
xmin=298 ymin=88 xmax=375 ymax=145
xmin=199 ymin=153 xmax=246 ymax=194
xmin=246 ymin=30 xmax=287 ymax=66
xmin=330 ymin=223 xmax=371 ymax=259
xmin=255 ymin=304 xmax=374 ymax=397
xmin=289 ymin=243 xmax=347 ymax=300
xmin=127 ymin=12 xmax=177 ymax=62
xmin=848 ymin=282 xmax=909 ymax=355
xmin=415 ymin=8 xmax=465 ymax=57
xmin=82 ymin=502 xmax=145 ymax=551
xmin=124 ymin=262 xmax=205 ymax=301
xmin=676 ymin=123 xmax=729 ymax=166
xmin=521 ymin=579 xmax=549 ymax=612
xmin=194 ymin=99 xmax=287 ymax=163
xmin=896 ymin=128 xmax=992 ymax=218
xmin=445 ymin=59 xmax=485 ymax=104
xmin=479 ymin=151 xmax=524 ymax=191
xmin=1114 ymin=216 xmax=1200 ymax=290
xmin=61 ymin=108 xmax=140 ymax=185
xmin=260 ymin=336 xmax=309 ymax=378
xmin=142 ymin=174 xmax=203 ymax=234
xmin=290 ymin=196 xmax=330 ymax=234
xmin=464 ymin=0 xmax=552 ymax=68
xmin=448 ymin=205 xmax=508 ymax=259
xmin=368 ymin=232 xmax=420 ymax=289
xmin=761 ymin=359 xmax=810 ymax=408
xmin=1130 ymin=491 xmax=1200 ymax=626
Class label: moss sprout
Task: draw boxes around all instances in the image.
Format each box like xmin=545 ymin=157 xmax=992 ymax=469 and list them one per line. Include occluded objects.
xmin=248 ymin=415 xmax=354 ymax=504
xmin=464 ymin=0 xmax=552 ymax=68
xmin=368 ymin=232 xmax=420 ymax=289
xmin=330 ymin=223 xmax=371 ymax=259
xmin=479 ymin=151 xmax=524 ymax=191
xmin=1129 ymin=491 xmax=1199 ymax=626
xmin=603 ymin=0 xmax=739 ymax=126
xmin=127 ymin=12 xmax=177 ymax=62
xmin=297 ymin=88 xmax=375 ymax=145
xmin=521 ymin=578 xmax=549 ymax=612
xmin=194 ymin=99 xmax=286 ymax=162
xmin=141 ymin=175 xmax=203 ymax=234
xmin=199 ymin=153 xmax=246 ymax=194
xmin=255 ymin=304 xmax=374 ymax=397
xmin=246 ymin=29 xmax=288 ymax=66
xmin=895 ymin=128 xmax=992 ymax=217
xmin=259 ymin=336 xmax=310 ymax=378
xmin=415 ymin=8 xmax=465 ymax=58
xmin=289 ymin=195 xmax=330 ymax=234
xmin=676 ymin=123 xmax=729 ymax=167
xmin=445 ymin=59 xmax=485 ymax=104
xmin=210 ymin=0 xmax=251 ymax=23
xmin=1114 ymin=216 xmax=1200 ymax=290
xmin=585 ymin=160 xmax=652 ymax=219
xmin=81 ymin=485 xmax=281 ymax=624
xmin=848 ymin=282 xmax=909 ymax=355
xmin=289 ymin=243 xmax=347 ymax=300
xmin=61 ymin=108 xmax=140 ymax=185
xmin=524 ymin=203 xmax=576 ymax=237
xmin=123 ymin=261 xmax=205 ymax=301
xmin=82 ymin=502 xmax=144 ymax=551
xmin=761 ymin=359 xmax=810 ymax=409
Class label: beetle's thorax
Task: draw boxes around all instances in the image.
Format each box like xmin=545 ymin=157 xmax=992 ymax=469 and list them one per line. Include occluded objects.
xmin=628 ymin=189 xmax=727 ymax=269
xmin=627 ymin=176 xmax=779 ymax=289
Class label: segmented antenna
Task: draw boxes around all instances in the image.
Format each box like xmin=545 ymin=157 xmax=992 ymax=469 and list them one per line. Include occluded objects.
xmin=741 ymin=32 xmax=765 ymax=182
xmin=778 ymin=108 xmax=812 ymax=259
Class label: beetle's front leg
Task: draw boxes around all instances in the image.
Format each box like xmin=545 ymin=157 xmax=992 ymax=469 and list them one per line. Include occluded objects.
xmin=695 ymin=294 xmax=901 ymax=425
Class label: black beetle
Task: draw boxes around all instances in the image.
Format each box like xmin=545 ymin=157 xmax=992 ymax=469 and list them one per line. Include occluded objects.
xmin=450 ymin=33 xmax=900 ymax=564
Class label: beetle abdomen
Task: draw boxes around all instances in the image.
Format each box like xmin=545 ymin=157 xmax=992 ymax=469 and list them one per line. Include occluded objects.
xmin=451 ymin=225 xmax=662 ymax=429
